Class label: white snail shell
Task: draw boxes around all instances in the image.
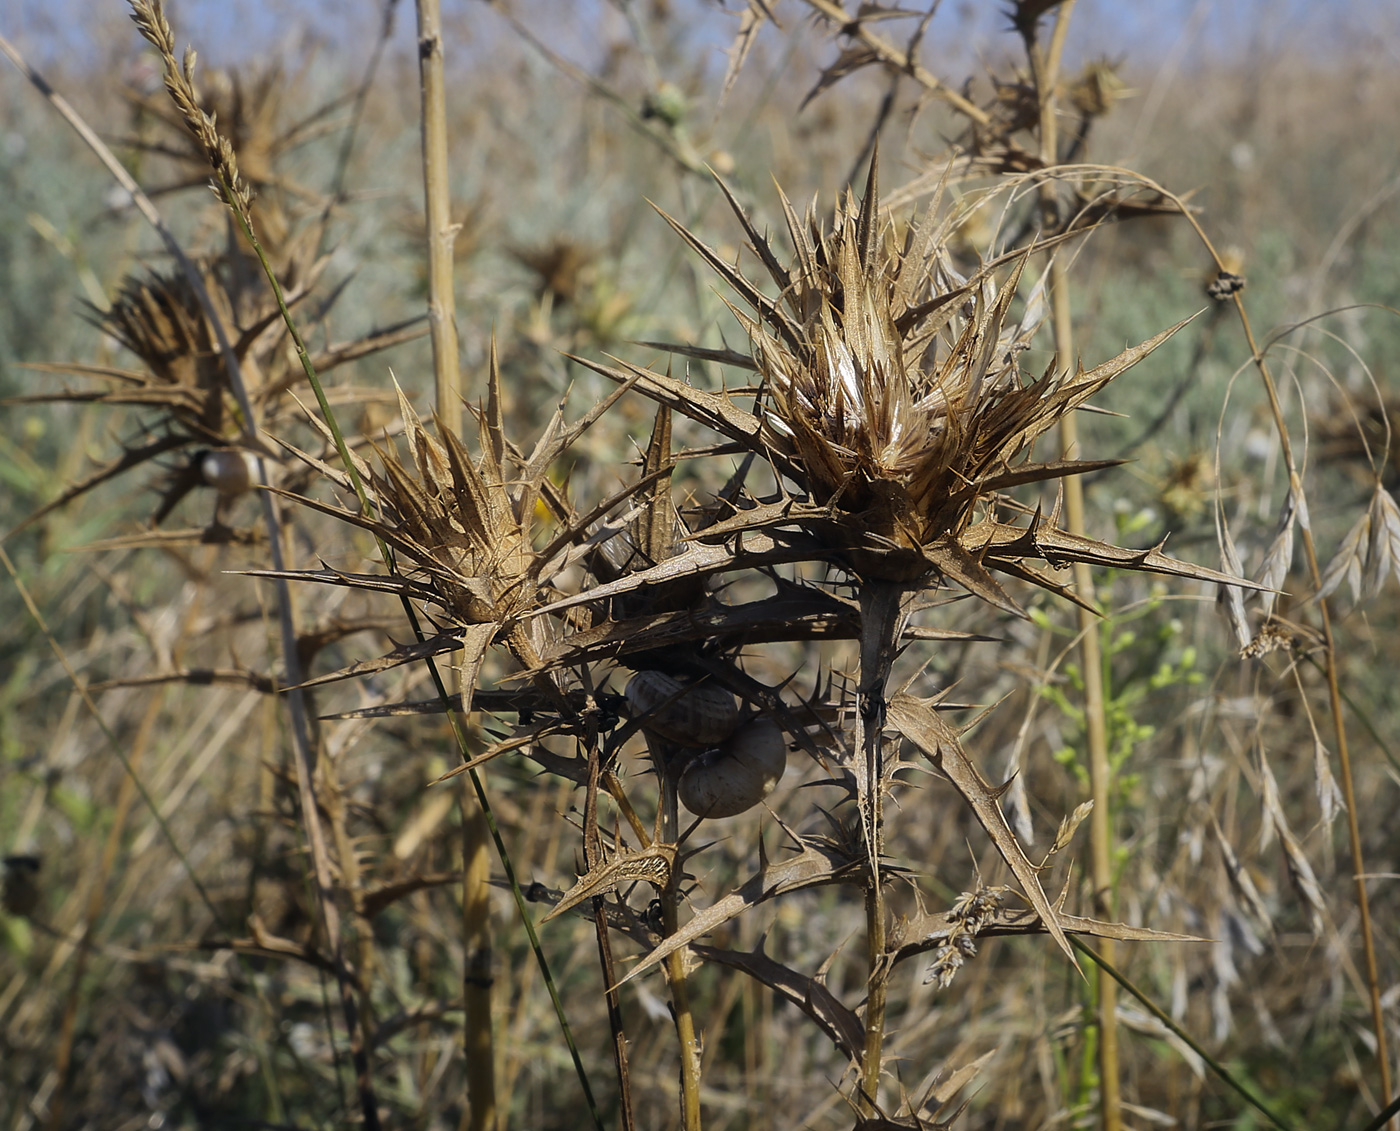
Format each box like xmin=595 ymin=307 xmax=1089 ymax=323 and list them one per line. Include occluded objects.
xmin=625 ymin=670 xmax=739 ymax=748
xmin=677 ymin=719 xmax=787 ymax=819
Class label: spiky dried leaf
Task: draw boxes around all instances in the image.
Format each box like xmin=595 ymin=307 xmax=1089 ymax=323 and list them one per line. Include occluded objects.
xmin=615 ymin=829 xmax=863 ymax=988
xmin=887 ymin=904 xmax=1203 ymax=968
xmin=886 ymin=693 xmax=1078 ymax=969
xmin=542 ymin=843 xmax=678 ymax=923
xmin=692 ymin=941 xmax=864 ymax=1065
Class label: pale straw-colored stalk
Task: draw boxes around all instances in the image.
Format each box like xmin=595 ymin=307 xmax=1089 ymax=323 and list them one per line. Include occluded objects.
xmin=411 ymin=2 xmax=495 ymax=1124
xmin=1024 ymin=4 xmax=1123 ymax=1129
xmin=415 ymin=0 xmax=462 ymax=430
xmin=1130 ymin=171 xmax=1395 ymax=1129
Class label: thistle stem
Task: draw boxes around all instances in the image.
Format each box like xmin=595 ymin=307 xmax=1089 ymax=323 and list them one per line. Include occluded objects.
xmin=855 ymin=581 xmax=906 ymax=1112
xmin=584 ymin=731 xmax=637 ymax=1131
xmin=657 ymin=757 xmax=703 ymax=1130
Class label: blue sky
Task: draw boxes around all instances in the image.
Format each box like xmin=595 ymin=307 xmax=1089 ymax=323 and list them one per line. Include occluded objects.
xmin=4 ymin=0 xmax=1397 ymax=74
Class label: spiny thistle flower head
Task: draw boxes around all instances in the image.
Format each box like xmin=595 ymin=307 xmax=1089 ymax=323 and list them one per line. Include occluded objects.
xmin=562 ymin=157 xmax=1250 ymax=608
xmin=642 ymin=158 xmax=1194 ymax=589
xmin=365 ymin=375 xmax=540 ymax=629
xmin=738 ymin=162 xmax=1041 ymax=547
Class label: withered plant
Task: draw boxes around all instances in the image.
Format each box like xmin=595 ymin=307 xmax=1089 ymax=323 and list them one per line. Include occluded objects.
xmin=4 ymin=42 xmax=423 ymax=542
xmin=7 ymin=2 xmax=1399 ymax=1129
xmin=257 ymin=154 xmax=1251 ymax=1126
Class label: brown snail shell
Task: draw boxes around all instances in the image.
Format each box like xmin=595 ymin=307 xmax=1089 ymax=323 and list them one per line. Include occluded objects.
xmin=677 ymin=719 xmax=787 ymax=819
xmin=625 ymin=670 xmax=739 ymax=748
xmin=199 ymin=448 xmax=260 ymax=496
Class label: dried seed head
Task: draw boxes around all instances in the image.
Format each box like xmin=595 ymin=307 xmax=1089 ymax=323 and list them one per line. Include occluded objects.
xmin=645 ymin=156 xmax=1227 ymax=599
xmin=1067 ymin=60 xmax=1131 ymax=119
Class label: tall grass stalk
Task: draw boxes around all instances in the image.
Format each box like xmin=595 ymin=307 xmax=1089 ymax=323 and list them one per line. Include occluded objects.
xmin=1024 ymin=4 xmax=1123 ymax=1128
xmin=414 ymin=0 xmax=462 ymax=430
xmin=412 ymin=1 xmax=495 ymax=1124
xmin=115 ymin=5 xmax=599 ymax=1124
xmin=1146 ymin=179 xmax=1396 ymax=1125
xmin=1225 ymin=303 xmax=1395 ymax=1128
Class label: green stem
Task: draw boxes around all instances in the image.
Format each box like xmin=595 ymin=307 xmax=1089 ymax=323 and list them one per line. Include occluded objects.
xmin=1024 ymin=4 xmax=1121 ymax=1126
xmin=656 ymin=744 xmax=703 ymax=1130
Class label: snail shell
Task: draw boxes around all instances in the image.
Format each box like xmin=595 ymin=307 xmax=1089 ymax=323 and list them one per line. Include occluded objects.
xmin=199 ymin=448 xmax=260 ymax=496
xmin=677 ymin=719 xmax=787 ymax=819
xmin=625 ymin=670 xmax=739 ymax=748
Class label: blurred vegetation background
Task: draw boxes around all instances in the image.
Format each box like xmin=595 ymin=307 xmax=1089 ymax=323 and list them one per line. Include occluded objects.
xmin=2 ymin=1 xmax=1399 ymax=1128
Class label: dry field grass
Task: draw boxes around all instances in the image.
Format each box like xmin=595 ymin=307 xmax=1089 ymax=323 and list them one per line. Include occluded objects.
xmin=2 ymin=2 xmax=1400 ymax=1129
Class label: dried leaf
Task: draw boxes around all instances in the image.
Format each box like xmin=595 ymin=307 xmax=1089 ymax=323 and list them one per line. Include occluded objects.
xmin=527 ymin=533 xmax=819 ymax=621
xmin=1256 ymin=490 xmax=1296 ymax=616
xmin=888 ymin=904 xmax=1203 ymax=968
xmin=266 ymin=622 xmax=466 ymax=689
xmin=692 ymin=940 xmax=864 ymax=1065
xmin=886 ymin=693 xmax=1078 ymax=970
xmin=542 ymin=843 xmax=678 ymax=924
xmin=965 ymin=516 xmax=1263 ymax=591
xmin=800 ymin=43 xmax=881 ymax=110
xmin=1311 ymin=737 xmax=1346 ymax=829
xmin=615 ymin=833 xmax=862 ymax=988
xmin=923 ymin=1048 xmax=997 ymax=1109
xmin=719 ymin=2 xmax=774 ymax=103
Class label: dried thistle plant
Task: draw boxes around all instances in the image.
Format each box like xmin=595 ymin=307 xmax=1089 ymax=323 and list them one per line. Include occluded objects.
xmin=9 ymin=244 xmax=420 ymax=534
xmin=15 ymin=1 xmax=1385 ymax=1124
xmin=591 ymin=161 xmax=1245 ymax=603
xmin=264 ymin=350 xmax=631 ymax=693
xmin=8 ymin=9 xmax=424 ymax=538
xmin=273 ymin=158 xmax=1254 ymax=1123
